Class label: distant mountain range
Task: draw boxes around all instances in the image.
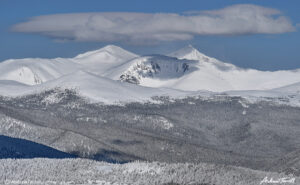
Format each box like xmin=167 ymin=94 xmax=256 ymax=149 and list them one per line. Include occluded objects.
xmin=0 ymin=45 xmax=300 ymax=105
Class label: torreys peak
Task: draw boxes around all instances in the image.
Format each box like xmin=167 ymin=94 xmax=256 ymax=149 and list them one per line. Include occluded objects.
xmin=169 ymin=45 xmax=210 ymax=61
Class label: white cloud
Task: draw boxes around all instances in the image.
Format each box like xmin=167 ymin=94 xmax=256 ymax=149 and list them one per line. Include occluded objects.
xmin=12 ymin=4 xmax=295 ymax=44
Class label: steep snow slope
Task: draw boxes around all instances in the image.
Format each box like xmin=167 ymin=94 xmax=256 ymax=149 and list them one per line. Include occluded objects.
xmin=74 ymin=45 xmax=138 ymax=75
xmin=0 ymin=58 xmax=80 ymax=85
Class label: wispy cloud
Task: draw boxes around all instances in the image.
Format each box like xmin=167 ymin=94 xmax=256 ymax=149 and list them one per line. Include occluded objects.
xmin=12 ymin=4 xmax=295 ymax=44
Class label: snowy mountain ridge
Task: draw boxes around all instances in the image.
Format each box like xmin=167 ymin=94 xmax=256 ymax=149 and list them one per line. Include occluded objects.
xmin=111 ymin=45 xmax=300 ymax=92
xmin=0 ymin=45 xmax=137 ymax=85
xmin=0 ymin=58 xmax=79 ymax=85
xmin=0 ymin=44 xmax=300 ymax=104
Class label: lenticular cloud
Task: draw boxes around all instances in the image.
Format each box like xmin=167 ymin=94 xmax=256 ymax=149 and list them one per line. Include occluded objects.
xmin=12 ymin=4 xmax=295 ymax=44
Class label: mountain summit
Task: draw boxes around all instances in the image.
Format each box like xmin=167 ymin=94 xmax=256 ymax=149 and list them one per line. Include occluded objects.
xmin=169 ymin=45 xmax=210 ymax=62
xmin=75 ymin=45 xmax=137 ymax=60
xmin=74 ymin=45 xmax=138 ymax=75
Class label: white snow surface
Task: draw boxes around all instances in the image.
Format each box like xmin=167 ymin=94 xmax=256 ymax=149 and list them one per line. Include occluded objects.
xmin=74 ymin=45 xmax=138 ymax=75
xmin=272 ymin=81 xmax=300 ymax=93
xmin=0 ymin=71 xmax=191 ymax=104
xmin=0 ymin=45 xmax=137 ymax=86
xmin=104 ymin=45 xmax=300 ymax=92
xmin=166 ymin=45 xmax=300 ymax=92
xmin=0 ymin=57 xmax=80 ymax=85
xmin=0 ymin=44 xmax=300 ymax=105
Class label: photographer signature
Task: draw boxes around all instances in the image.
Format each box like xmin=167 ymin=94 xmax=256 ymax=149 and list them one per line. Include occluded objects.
xmin=260 ymin=176 xmax=295 ymax=184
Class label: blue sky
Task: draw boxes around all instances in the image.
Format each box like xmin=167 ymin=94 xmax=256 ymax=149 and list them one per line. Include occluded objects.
xmin=0 ymin=0 xmax=299 ymax=70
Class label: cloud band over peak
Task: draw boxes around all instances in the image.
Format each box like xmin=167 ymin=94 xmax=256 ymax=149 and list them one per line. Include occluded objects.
xmin=12 ymin=4 xmax=295 ymax=44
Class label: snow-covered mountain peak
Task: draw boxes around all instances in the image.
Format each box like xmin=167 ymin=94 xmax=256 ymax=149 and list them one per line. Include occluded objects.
xmin=75 ymin=45 xmax=137 ymax=60
xmin=170 ymin=45 xmax=241 ymax=71
xmin=73 ymin=45 xmax=138 ymax=75
xmin=169 ymin=45 xmax=210 ymax=62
